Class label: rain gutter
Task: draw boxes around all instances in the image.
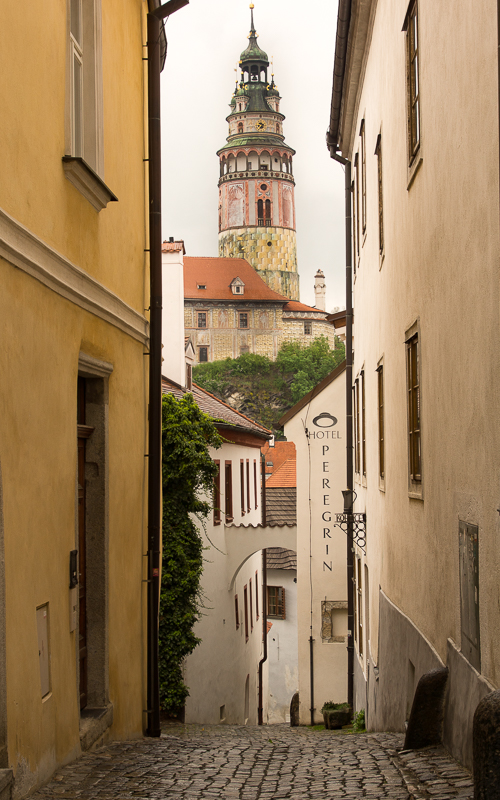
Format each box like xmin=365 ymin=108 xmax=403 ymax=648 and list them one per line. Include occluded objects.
xmin=145 ymin=0 xmax=189 ymax=739
xmin=326 ymin=0 xmax=355 ymax=712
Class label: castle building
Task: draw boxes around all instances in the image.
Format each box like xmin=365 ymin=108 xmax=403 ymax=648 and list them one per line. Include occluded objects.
xmin=217 ymin=6 xmax=299 ymax=301
xmin=183 ymin=255 xmax=337 ymax=363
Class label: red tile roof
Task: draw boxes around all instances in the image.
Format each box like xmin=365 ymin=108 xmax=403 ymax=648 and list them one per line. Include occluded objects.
xmin=184 ymin=257 xmax=288 ymax=303
xmin=283 ymin=300 xmax=328 ymax=316
xmin=162 ymin=240 xmax=185 ymax=253
xmin=162 ymin=376 xmax=272 ymax=439
xmin=262 ymin=441 xmax=296 ymax=475
xmin=266 ymin=458 xmax=296 ymax=488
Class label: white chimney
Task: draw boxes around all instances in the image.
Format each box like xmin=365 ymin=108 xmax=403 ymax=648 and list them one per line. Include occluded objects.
xmin=161 ymin=239 xmax=186 ymax=386
xmin=314 ymin=269 xmax=326 ymax=311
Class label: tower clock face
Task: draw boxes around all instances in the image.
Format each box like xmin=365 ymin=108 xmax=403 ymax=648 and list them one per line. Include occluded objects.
xmin=255 ymin=119 xmax=267 ymax=131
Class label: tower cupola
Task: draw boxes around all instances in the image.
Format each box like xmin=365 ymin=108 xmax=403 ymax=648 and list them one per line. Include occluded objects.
xmin=239 ymin=6 xmax=269 ymax=84
xmin=217 ymin=5 xmax=300 ymax=301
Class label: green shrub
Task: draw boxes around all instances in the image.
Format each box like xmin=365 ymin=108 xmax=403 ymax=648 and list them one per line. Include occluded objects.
xmin=159 ymin=393 xmax=222 ymax=714
xmin=352 ymin=709 xmax=366 ymax=732
xmin=321 ymin=701 xmax=351 ymax=713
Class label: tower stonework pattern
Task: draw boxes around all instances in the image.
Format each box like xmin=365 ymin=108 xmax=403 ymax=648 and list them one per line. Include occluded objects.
xmin=217 ymin=6 xmax=299 ymax=301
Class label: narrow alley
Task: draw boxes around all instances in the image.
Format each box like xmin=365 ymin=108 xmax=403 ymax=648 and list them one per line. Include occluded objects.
xmin=31 ymin=724 xmax=473 ymax=800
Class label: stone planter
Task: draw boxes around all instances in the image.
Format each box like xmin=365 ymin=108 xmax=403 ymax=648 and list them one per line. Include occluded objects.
xmin=323 ymin=706 xmax=352 ymax=730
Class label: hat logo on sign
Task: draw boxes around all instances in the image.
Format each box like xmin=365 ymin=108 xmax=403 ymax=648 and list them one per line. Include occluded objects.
xmin=312 ymin=413 xmax=337 ymax=428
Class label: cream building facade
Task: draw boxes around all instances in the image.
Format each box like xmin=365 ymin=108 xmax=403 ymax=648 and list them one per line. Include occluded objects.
xmin=0 ymin=1 xmax=165 ymax=795
xmin=281 ymin=363 xmax=348 ymax=725
xmin=327 ymin=0 xmax=500 ymax=768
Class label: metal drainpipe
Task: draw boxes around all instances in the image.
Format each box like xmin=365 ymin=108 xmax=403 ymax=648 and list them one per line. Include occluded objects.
xmin=309 ymin=635 xmax=315 ymax=726
xmin=258 ymin=548 xmax=268 ymax=725
xmin=258 ymin=454 xmax=268 ymax=724
xmin=146 ymin=9 xmax=163 ymax=739
xmin=330 ymin=152 xmax=354 ymax=711
xmin=145 ymin=0 xmax=189 ymax=740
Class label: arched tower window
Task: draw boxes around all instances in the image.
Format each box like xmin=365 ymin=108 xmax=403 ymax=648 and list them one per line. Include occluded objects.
xmin=238 ymin=122 xmax=243 ymax=134
xmin=257 ymin=199 xmax=264 ymax=225
xmin=265 ymin=199 xmax=271 ymax=224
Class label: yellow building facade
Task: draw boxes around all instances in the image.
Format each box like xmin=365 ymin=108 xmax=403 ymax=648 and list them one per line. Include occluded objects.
xmin=0 ymin=0 xmax=157 ymax=794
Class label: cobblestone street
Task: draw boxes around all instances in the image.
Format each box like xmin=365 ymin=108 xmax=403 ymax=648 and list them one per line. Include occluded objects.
xmin=31 ymin=723 xmax=473 ymax=800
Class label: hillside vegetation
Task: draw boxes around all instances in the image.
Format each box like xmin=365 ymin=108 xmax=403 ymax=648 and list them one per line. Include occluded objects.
xmin=193 ymin=335 xmax=345 ymax=437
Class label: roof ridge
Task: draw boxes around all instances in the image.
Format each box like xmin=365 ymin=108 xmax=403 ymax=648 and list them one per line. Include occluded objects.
xmin=192 ymin=382 xmax=272 ymax=434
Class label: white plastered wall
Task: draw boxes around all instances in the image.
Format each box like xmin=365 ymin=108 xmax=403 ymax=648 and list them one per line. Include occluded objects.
xmin=284 ymin=368 xmax=347 ymax=724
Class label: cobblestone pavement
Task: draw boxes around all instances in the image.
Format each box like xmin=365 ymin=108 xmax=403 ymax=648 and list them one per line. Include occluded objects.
xmin=31 ymin=723 xmax=473 ymax=800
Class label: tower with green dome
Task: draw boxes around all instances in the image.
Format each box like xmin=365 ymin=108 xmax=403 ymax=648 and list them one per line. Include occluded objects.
xmin=217 ymin=5 xmax=299 ymax=301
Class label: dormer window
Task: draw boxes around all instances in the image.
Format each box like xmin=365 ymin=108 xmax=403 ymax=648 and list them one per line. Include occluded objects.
xmin=197 ymin=284 xmax=206 ymax=290
xmin=230 ymin=278 xmax=245 ymax=295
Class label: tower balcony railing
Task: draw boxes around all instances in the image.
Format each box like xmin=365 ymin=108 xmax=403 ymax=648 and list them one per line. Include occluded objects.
xmin=218 ymin=169 xmax=294 ymax=184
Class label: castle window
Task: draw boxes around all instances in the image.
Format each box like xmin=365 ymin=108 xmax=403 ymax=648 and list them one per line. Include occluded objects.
xmin=238 ymin=123 xmax=243 ymax=134
xmin=257 ymin=198 xmax=264 ymax=226
xmin=197 ymin=312 xmax=207 ymax=328
xmin=197 ymin=284 xmax=206 ymax=290
xmin=199 ymin=347 xmax=208 ymax=363
xmin=239 ymin=312 xmax=249 ymax=329
xmin=265 ymin=199 xmax=272 ymax=223
xmin=304 ymin=321 xmax=312 ymax=335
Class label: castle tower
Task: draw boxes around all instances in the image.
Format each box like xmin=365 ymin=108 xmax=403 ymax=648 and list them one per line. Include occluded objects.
xmin=217 ymin=5 xmax=299 ymax=301
xmin=314 ymin=269 xmax=326 ymax=311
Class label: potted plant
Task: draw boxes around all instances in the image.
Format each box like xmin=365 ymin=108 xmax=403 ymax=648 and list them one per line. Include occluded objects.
xmin=321 ymin=701 xmax=352 ymax=730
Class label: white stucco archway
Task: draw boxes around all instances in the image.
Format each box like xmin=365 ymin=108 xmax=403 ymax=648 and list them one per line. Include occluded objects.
xmin=225 ymin=523 xmax=297 ymax=590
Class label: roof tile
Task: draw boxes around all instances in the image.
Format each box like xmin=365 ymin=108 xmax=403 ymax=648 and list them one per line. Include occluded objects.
xmin=266 ymin=458 xmax=296 ymax=488
xmin=184 ymin=257 xmax=288 ymax=303
xmin=162 ymin=376 xmax=271 ymax=438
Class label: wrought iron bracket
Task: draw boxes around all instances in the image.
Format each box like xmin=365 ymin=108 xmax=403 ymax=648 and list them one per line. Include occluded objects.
xmin=334 ymin=512 xmax=367 ymax=553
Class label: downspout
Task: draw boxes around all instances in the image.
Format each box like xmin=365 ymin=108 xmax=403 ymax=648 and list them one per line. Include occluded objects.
xmin=258 ymin=548 xmax=268 ymax=725
xmin=146 ymin=8 xmax=162 ymax=740
xmin=261 ymin=452 xmax=266 ymax=526
xmin=146 ymin=0 xmax=188 ymax=739
xmin=329 ymin=155 xmax=353 ymax=712
xmin=327 ymin=0 xmax=354 ymax=712
xmin=258 ymin=454 xmax=267 ymax=724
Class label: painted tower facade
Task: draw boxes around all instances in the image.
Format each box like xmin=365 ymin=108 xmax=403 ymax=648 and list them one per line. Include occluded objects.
xmin=217 ymin=6 xmax=299 ymax=301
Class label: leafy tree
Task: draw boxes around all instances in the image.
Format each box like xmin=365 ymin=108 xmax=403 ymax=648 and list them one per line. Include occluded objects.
xmin=276 ymin=335 xmax=346 ymax=402
xmin=193 ymin=335 xmax=346 ymax=436
xmin=159 ymin=393 xmax=221 ymax=714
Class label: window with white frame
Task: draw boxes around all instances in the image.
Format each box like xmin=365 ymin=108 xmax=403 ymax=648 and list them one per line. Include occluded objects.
xmin=64 ymin=0 xmax=115 ymax=210
xmin=67 ymin=0 xmax=103 ymax=173
xmin=70 ymin=0 xmax=84 ymax=157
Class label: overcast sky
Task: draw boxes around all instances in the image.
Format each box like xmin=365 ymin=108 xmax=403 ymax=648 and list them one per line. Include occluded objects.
xmin=160 ymin=0 xmax=346 ymax=310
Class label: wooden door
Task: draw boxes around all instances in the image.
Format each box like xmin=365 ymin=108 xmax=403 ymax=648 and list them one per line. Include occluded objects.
xmin=77 ymin=435 xmax=87 ymax=709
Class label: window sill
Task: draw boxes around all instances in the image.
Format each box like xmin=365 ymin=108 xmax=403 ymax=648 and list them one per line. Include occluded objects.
xmin=407 ymin=154 xmax=423 ymax=190
xmin=62 ymin=156 xmax=118 ymax=212
xmin=408 ymin=485 xmax=423 ymax=500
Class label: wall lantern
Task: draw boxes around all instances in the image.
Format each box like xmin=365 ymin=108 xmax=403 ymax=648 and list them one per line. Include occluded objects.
xmin=335 ymin=489 xmax=367 ymax=553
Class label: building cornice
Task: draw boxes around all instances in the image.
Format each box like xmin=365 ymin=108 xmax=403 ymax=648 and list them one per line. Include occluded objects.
xmin=185 ymin=298 xmax=285 ymax=307
xmin=327 ymin=0 xmax=377 ymax=158
xmin=0 ymin=206 xmax=149 ymax=345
